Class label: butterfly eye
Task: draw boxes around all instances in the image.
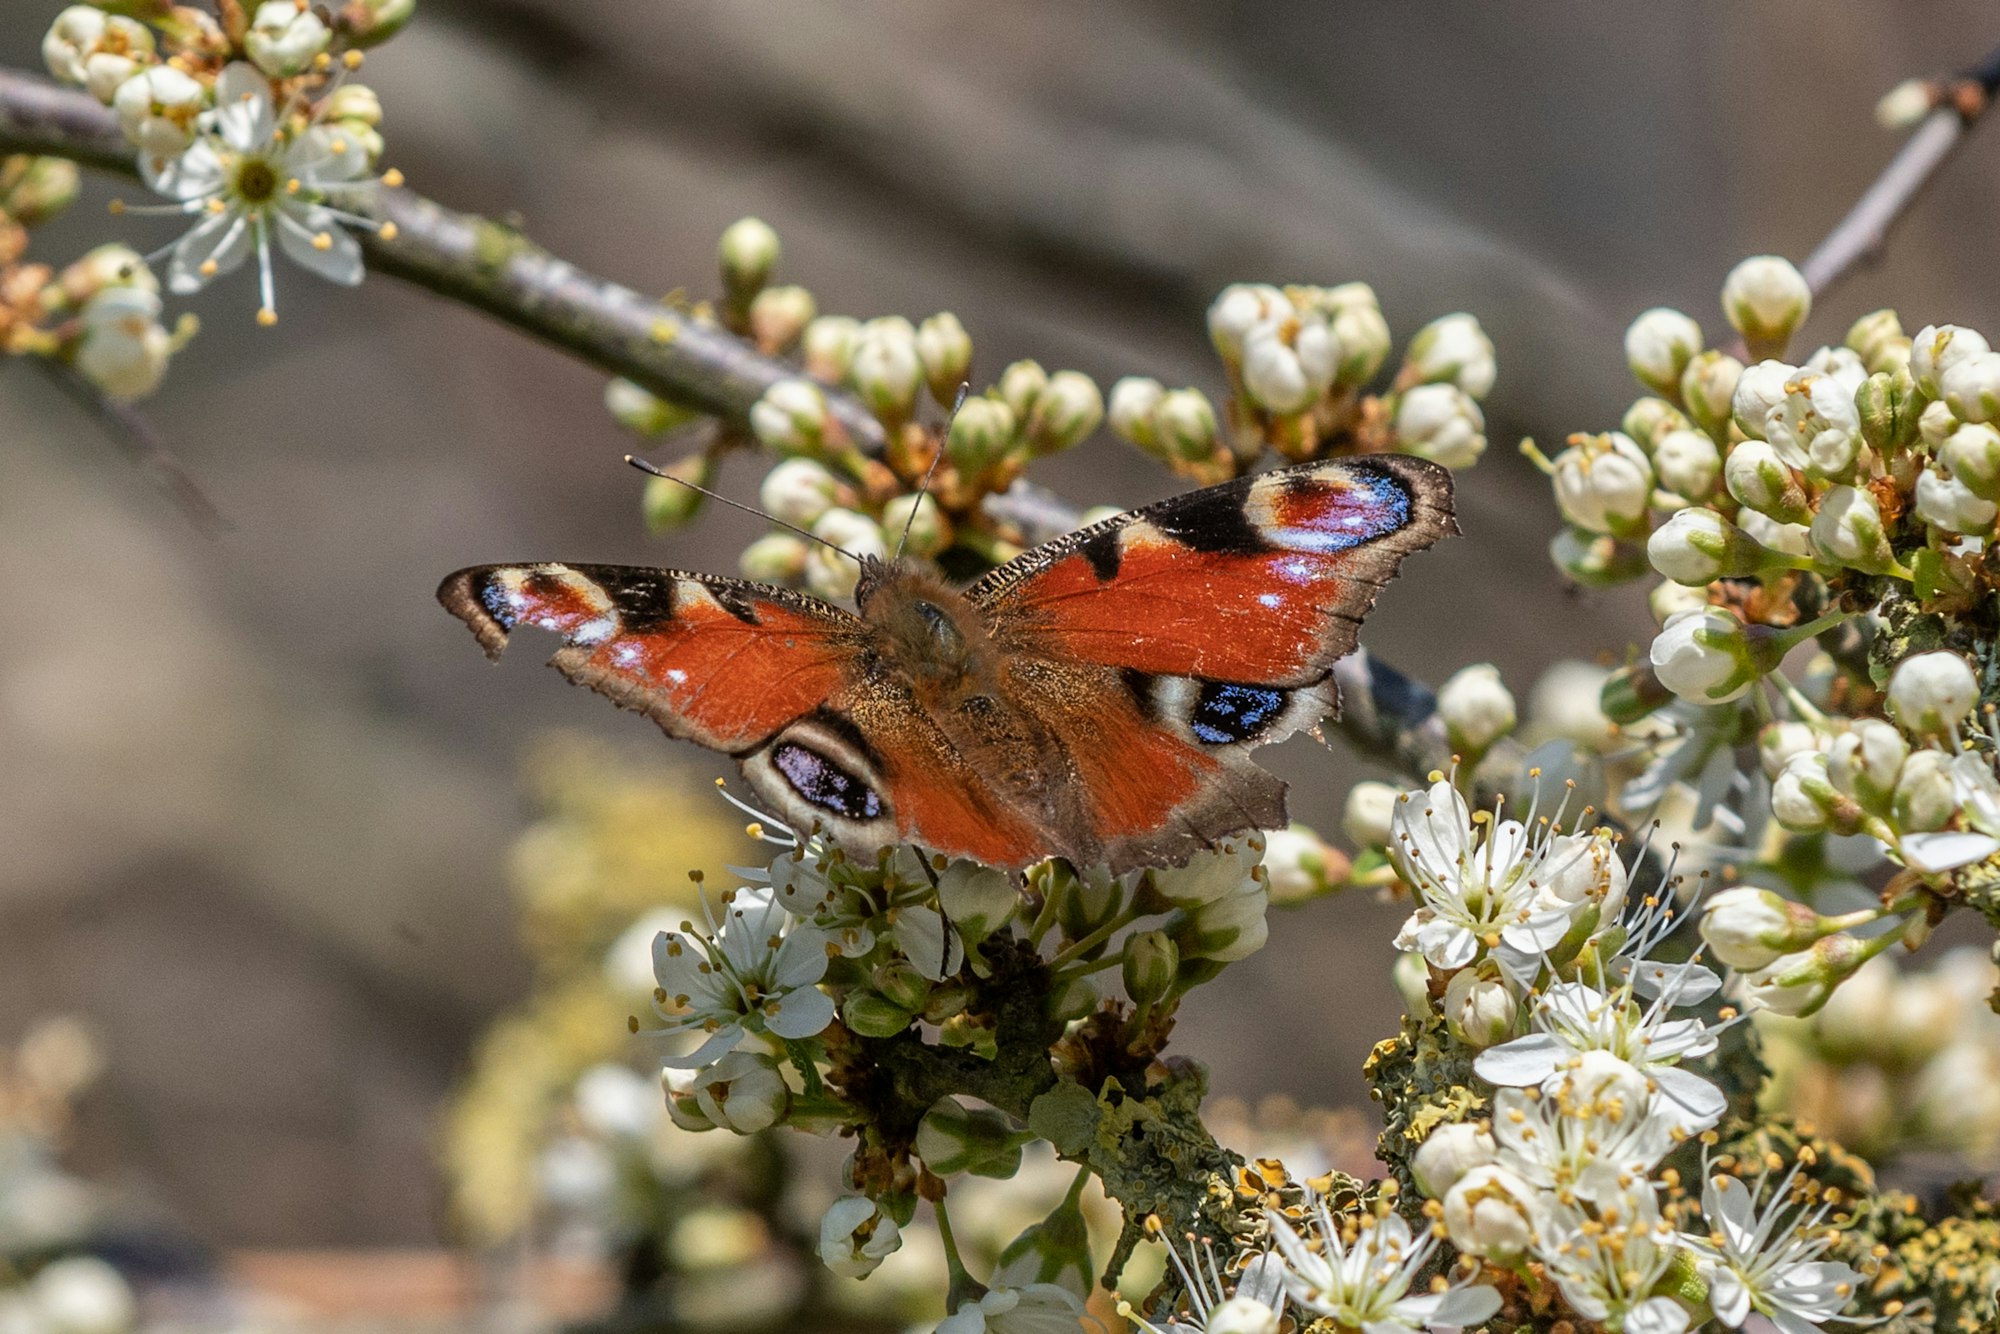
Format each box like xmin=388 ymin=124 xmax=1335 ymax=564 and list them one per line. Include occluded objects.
xmin=771 ymin=740 xmax=884 ymax=821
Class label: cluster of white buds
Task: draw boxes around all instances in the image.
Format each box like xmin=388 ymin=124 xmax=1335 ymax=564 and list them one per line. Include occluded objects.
xmin=1108 ymin=282 xmax=1487 ymax=481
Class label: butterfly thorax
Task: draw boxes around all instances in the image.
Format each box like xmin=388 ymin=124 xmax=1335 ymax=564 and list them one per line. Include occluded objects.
xmin=853 ymin=557 xmax=995 ymax=691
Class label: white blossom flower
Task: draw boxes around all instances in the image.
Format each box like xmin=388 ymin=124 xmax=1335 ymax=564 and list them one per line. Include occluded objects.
xmin=1652 ymin=427 xmax=1722 ymax=500
xmin=935 ymin=1282 xmax=1089 ymax=1334
xmin=818 ymin=1196 xmax=902 ymax=1279
xmin=1208 ymin=283 xmax=1294 ymax=361
xmin=1266 ymin=1198 xmax=1501 ymax=1332
xmin=1914 ymin=465 xmax=1997 ymax=534
xmin=1910 ymin=323 xmax=1990 ymax=398
xmin=1436 ymin=663 xmax=1516 ymax=751
xmin=1388 ymin=779 xmax=1614 ymax=978
xmin=750 ymin=379 xmax=831 ymax=454
xmin=665 ymin=1049 xmax=791 ymax=1133
xmin=1411 ymin=1121 xmax=1496 ymax=1199
xmin=758 ymin=457 xmax=842 ymax=526
xmin=807 ymin=509 xmax=888 ymax=603
xmin=1721 ymin=255 xmax=1810 ymax=352
xmin=44 ymin=6 xmax=155 ymax=104
xmin=1886 ymin=651 xmax=1978 ymax=738
xmin=1942 ymin=351 xmax=2000 ymax=423
xmin=1625 ymin=307 xmax=1704 ymax=397
xmin=1488 ymin=1051 xmax=1677 ymax=1190
xmin=1809 ymin=485 xmax=1903 ymax=576
xmin=1649 ymin=607 xmax=1758 ymax=704
xmin=649 ymin=887 xmax=835 ymax=1068
xmin=852 ymin=317 xmax=925 ymax=421
xmin=1683 ymin=1165 xmax=1864 ymax=1334
xmin=1533 ymin=1174 xmax=1690 ymax=1333
xmin=1765 ymin=365 xmax=1864 ymax=479
xmin=1732 ymin=359 xmax=1797 ymax=440
xmin=1440 ymin=1163 xmax=1538 ymax=1261
xmin=1120 ymin=1243 xmax=1287 ymax=1334
xmin=1476 ymin=980 xmax=1724 ymax=1132
xmin=1939 ymin=422 xmax=2000 ymax=501
xmin=138 ymin=64 xmax=384 ymax=323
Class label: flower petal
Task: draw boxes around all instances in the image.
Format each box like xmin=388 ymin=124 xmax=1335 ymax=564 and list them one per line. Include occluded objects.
xmin=275 ymin=206 xmax=364 ymax=286
xmin=657 ymin=1023 xmax=742 ymax=1070
xmin=1623 ymin=1296 xmax=1691 ymax=1334
xmin=1651 ymin=1065 xmax=1726 ymax=1133
xmin=764 ymin=984 xmax=834 ymax=1040
xmin=212 ymin=62 xmax=275 ymax=152
xmin=1900 ymin=830 xmax=2000 ymax=874
xmin=1472 ymin=1033 xmax=1562 ymax=1087
xmin=166 ymin=209 xmax=251 ymax=293
xmin=142 ymin=140 xmax=224 ymax=201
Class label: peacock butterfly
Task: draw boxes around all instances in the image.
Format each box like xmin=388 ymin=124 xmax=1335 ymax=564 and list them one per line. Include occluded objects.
xmin=438 ymin=454 xmax=1455 ymax=873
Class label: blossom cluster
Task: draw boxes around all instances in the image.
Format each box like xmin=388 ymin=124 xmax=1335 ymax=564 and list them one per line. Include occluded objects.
xmin=39 ymin=0 xmax=404 ymax=354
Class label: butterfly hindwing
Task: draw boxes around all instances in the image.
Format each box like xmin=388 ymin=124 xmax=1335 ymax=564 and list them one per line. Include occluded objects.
xmin=437 ymin=563 xmax=860 ymax=754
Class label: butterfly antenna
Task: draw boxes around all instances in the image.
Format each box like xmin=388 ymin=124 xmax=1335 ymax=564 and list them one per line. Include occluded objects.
xmin=623 ymin=455 xmax=865 ymax=566
xmin=895 ymin=381 xmax=968 ymax=559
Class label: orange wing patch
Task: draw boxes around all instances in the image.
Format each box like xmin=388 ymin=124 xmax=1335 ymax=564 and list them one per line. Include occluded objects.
xmin=438 ymin=563 xmax=856 ymax=754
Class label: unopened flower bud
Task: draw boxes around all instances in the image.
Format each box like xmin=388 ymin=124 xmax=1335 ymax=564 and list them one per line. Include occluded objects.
xmin=604 ymin=378 xmax=698 ymax=437
xmin=640 ymin=454 xmax=716 ymax=531
xmin=1437 ymin=663 xmax=1516 ymax=753
xmin=1940 ymin=422 xmax=2000 ymax=501
xmin=1325 ymin=282 xmax=1391 ymax=385
xmin=1723 ymin=438 xmax=1807 ymax=523
xmin=74 ymin=285 xmax=171 ymax=401
xmin=1828 ymin=718 xmax=1908 ymax=812
xmin=1649 ymin=606 xmax=1763 ymax=704
xmin=802 ymin=315 xmax=861 ymax=382
xmin=1393 ymin=383 xmax=1485 ymax=469
xmin=1405 ymin=312 xmax=1496 ymax=398
xmin=748 ymin=285 xmax=816 ymax=352
xmin=1107 ymin=376 xmax=1165 ymax=450
xmin=1771 ymin=751 xmax=1852 ymax=834
xmin=1914 ymin=466 xmax=1997 ymax=535
xmin=852 ymin=317 xmax=923 ymax=423
xmin=1877 ymin=78 xmax=1936 ymax=130
xmin=1652 ymin=428 xmax=1721 ymax=501
xmin=1552 ymin=432 xmax=1653 ymax=536
xmin=1701 ymin=887 xmax=1843 ymax=971
xmin=1342 ymin=781 xmax=1399 ymax=850
xmin=1942 ymin=351 xmax=2000 ymax=423
xmin=818 ymin=1197 xmax=901 ymax=1280
xmin=739 ymin=532 xmax=808 ymax=583
xmin=990 ymin=359 xmax=1048 ymax=424
xmin=1052 ymin=862 xmax=1124 ymax=942
xmin=1894 ymin=749 xmax=1957 ymax=832
xmin=1887 ymin=651 xmax=1978 ymax=737
xmin=0 ymin=156 xmax=79 ymax=228
xmin=915 ymin=312 xmax=973 ymax=405
xmin=1809 ymin=485 xmax=1905 ymax=576
xmin=1910 ymin=323 xmax=1990 ymax=399
xmin=1624 ymin=306 xmax=1704 ymax=397
xmin=1025 ymin=370 xmax=1104 ymax=454
xmin=1207 ymin=283 xmax=1293 ymax=362
xmin=1647 ymin=578 xmax=1710 ymax=627
xmin=1441 ymin=1165 xmax=1537 ymax=1261
xmin=680 ymin=1051 xmax=790 ymax=1134
xmin=1444 ymin=968 xmax=1516 ymax=1048
xmin=1681 ymin=350 xmax=1743 ymax=440
xmin=749 ymin=377 xmax=830 ymax=454
xmin=113 ymin=64 xmax=203 ymax=157
xmin=1549 ymin=527 xmax=1648 ymax=587
xmin=1121 ymin=930 xmax=1178 ymax=1005
xmin=1758 ymin=721 xmax=1820 ymax=780
xmin=944 ymin=396 xmax=1017 ymax=477
xmin=718 ymin=216 xmax=780 ymax=299
xmin=1261 ymin=823 xmax=1345 ymax=905
xmin=759 ymin=457 xmax=841 ymax=527
xmin=334 ymin=0 xmax=415 ymax=46
xmin=56 ymin=243 xmax=155 ymax=308
xmin=1920 ymin=398 xmax=1959 ymax=448
xmin=1745 ymin=934 xmax=1880 ymax=1018
xmin=246 ymin=0 xmax=330 ymax=77
xmin=1176 ymin=882 xmax=1269 ymax=963
xmin=1620 ymin=397 xmax=1690 ymax=453
xmin=1241 ymin=315 xmax=1338 ymax=414
xmin=1847 ymin=308 xmax=1911 ymax=374
xmin=842 ymin=989 xmax=918 ymax=1038
xmin=993 ymin=1185 xmax=1094 ymax=1301
xmin=1391 ymin=951 xmax=1432 ymax=1017
xmin=881 ymin=491 xmax=950 ymax=558
xmin=936 ymin=860 xmax=1015 ymax=947
xmin=1153 ymin=388 xmax=1221 ymax=463
xmin=915 ymin=1095 xmax=1025 ymax=1178
xmin=1411 ymin=1121 xmax=1497 ymax=1199
xmin=1855 ymin=369 xmax=1917 ymax=455
xmin=1646 ymin=508 xmax=1793 ymax=585
xmin=1721 ymin=255 xmax=1811 ymax=357
xmin=324 ymin=83 xmax=383 ymax=127
xmin=805 ymin=509 xmax=887 ymax=603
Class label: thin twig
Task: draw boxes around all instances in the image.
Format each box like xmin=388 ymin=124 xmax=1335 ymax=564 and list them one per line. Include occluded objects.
xmin=1797 ymin=39 xmax=2000 ymax=299
xmin=30 ymin=357 xmax=231 ymax=538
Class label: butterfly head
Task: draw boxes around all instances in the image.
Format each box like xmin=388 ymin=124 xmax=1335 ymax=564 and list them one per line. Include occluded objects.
xmin=854 ymin=556 xmax=986 ymax=685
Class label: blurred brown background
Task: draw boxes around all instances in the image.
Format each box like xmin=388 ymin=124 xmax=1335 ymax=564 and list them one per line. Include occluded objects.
xmin=2 ymin=0 xmax=1998 ymax=1248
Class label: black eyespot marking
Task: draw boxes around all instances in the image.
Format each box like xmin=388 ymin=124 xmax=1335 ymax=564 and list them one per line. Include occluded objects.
xmin=1120 ymin=668 xmax=1157 ymax=714
xmin=1188 ymin=682 xmax=1288 ymax=745
xmin=708 ymin=584 xmax=762 ymax=625
xmin=773 ymin=741 xmax=884 ymax=820
xmin=1150 ymin=486 xmax=1271 ymax=555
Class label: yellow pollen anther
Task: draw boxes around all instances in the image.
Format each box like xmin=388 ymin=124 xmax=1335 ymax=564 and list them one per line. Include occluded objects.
xmin=256 ymin=307 xmax=277 ymax=326
xmin=312 ymin=232 xmax=333 ymax=251
xmin=378 ymin=221 xmax=399 ymax=240
xmin=381 ymin=167 xmax=405 ymax=188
